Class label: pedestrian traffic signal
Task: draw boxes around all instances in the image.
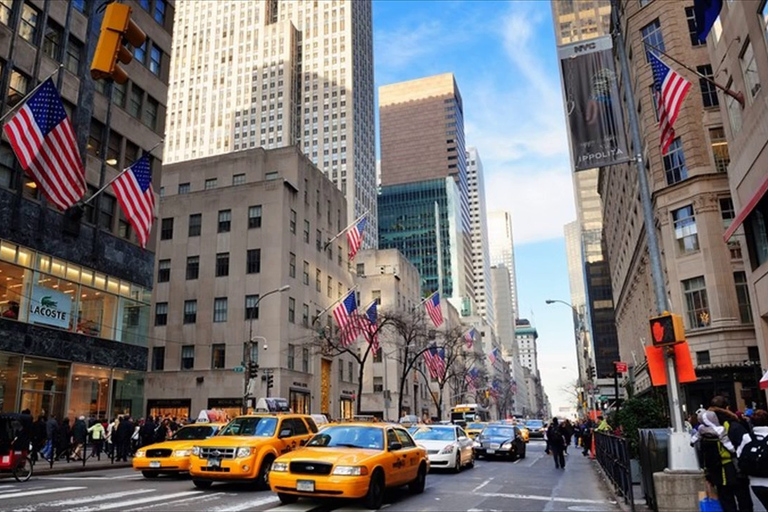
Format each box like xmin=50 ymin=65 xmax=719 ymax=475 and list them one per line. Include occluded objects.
xmin=589 ymin=366 xmax=596 ymax=380
xmin=266 ymin=374 xmax=274 ymax=389
xmin=649 ymin=312 xmax=685 ymax=347
xmin=248 ymin=362 xmax=259 ymax=379
xmin=91 ymin=3 xmax=146 ymax=84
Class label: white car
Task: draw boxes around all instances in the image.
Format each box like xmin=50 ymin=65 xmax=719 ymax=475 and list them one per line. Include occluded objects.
xmin=410 ymin=425 xmax=474 ymax=472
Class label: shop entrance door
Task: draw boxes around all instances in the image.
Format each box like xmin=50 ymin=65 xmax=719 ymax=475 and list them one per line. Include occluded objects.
xmin=20 ymin=390 xmax=64 ymax=419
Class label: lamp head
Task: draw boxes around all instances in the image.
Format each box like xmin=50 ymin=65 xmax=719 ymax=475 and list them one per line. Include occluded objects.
xmin=545 ymin=300 xmax=555 ymax=304
xmin=278 ymin=285 xmax=290 ymax=292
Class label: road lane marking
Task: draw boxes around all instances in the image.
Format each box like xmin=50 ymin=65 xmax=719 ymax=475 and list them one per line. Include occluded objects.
xmin=473 ymin=478 xmax=493 ymax=492
xmin=12 ymin=489 xmax=157 ymax=512
xmin=65 ymin=491 xmax=204 ymax=511
xmin=209 ymin=495 xmax=281 ymax=512
xmin=124 ymin=492 xmax=226 ymax=511
xmin=478 ymin=492 xmax=615 ymax=505
xmin=0 ymin=487 xmax=86 ymax=500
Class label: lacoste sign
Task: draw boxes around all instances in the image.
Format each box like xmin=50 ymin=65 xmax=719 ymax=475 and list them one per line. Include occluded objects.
xmin=30 ymin=285 xmax=72 ymax=329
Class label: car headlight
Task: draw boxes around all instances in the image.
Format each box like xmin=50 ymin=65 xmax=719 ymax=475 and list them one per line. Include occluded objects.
xmin=332 ymin=465 xmax=368 ymax=476
xmin=191 ymin=446 xmax=200 ymax=456
xmin=473 ymin=441 xmax=480 ymax=448
xmin=236 ymin=447 xmax=252 ymax=458
xmin=135 ymin=450 xmax=145 ymax=458
xmin=174 ymin=449 xmax=191 ymax=457
xmin=501 ymin=441 xmax=513 ymax=449
xmin=271 ymin=461 xmax=289 ymax=472
xmin=439 ymin=443 xmax=456 ymax=454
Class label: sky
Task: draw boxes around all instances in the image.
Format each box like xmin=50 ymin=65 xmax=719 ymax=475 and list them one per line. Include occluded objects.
xmin=372 ymin=0 xmax=580 ymax=415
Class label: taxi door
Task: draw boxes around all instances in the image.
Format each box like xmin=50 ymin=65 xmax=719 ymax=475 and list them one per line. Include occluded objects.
xmin=275 ymin=418 xmax=308 ymax=456
xmin=385 ymin=428 xmax=409 ymax=486
xmin=393 ymin=428 xmax=422 ymax=482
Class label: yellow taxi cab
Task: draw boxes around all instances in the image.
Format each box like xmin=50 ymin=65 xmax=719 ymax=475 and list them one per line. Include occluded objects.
xmin=519 ymin=425 xmax=530 ymax=443
xmin=269 ymin=422 xmax=429 ymax=510
xmin=465 ymin=422 xmax=487 ymax=440
xmin=188 ymin=413 xmax=317 ymax=490
xmin=133 ymin=423 xmax=225 ymax=478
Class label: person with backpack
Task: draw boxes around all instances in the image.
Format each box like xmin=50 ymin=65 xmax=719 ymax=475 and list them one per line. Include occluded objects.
xmin=736 ymin=409 xmax=768 ymax=509
xmin=547 ymin=417 xmax=567 ymax=469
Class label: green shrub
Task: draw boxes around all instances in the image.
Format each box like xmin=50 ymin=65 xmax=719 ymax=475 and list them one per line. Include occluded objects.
xmin=614 ymin=397 xmax=668 ymax=458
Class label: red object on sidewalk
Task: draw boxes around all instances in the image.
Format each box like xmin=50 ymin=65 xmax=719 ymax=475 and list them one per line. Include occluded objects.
xmin=590 ymin=434 xmax=595 ymax=460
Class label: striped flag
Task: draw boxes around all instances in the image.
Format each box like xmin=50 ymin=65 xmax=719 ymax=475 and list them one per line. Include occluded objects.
xmin=347 ymin=216 xmax=367 ymax=260
xmin=488 ymin=347 xmax=500 ymax=365
xmin=424 ymin=292 xmax=444 ymax=328
xmin=649 ymin=52 xmax=691 ymax=155
xmin=364 ymin=300 xmax=379 ymax=355
xmin=424 ymin=344 xmax=446 ymax=380
xmin=465 ymin=367 xmax=479 ymax=391
xmin=112 ymin=155 xmax=155 ymax=248
xmin=3 ymin=78 xmax=85 ymax=210
xmin=333 ymin=290 xmax=363 ymax=347
xmin=490 ymin=379 xmax=501 ymax=400
xmin=464 ymin=328 xmax=476 ymax=349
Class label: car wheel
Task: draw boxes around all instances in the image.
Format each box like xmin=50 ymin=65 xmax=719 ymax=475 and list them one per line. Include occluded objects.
xmin=192 ymin=479 xmax=212 ymax=489
xmin=363 ymin=470 xmax=385 ymax=509
xmin=453 ymin=452 xmax=462 ymax=473
xmin=256 ymin=456 xmax=274 ymax=491
xmin=278 ymin=492 xmax=299 ymax=504
xmin=142 ymin=471 xmax=159 ymax=478
xmin=408 ymin=463 xmax=427 ymax=494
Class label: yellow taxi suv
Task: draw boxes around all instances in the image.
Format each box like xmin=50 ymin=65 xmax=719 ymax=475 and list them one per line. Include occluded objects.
xmin=188 ymin=414 xmax=316 ymax=490
xmin=269 ymin=423 xmax=429 ymax=509
xmin=465 ymin=422 xmax=487 ymax=440
xmin=133 ymin=423 xmax=225 ymax=478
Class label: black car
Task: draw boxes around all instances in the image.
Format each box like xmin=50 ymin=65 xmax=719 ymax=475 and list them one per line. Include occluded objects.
xmin=524 ymin=420 xmax=546 ymax=438
xmin=473 ymin=424 xmax=526 ymax=460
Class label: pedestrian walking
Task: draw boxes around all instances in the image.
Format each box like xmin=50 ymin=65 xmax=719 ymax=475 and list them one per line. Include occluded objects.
xmin=43 ymin=415 xmax=57 ymax=460
xmin=88 ymin=418 xmax=105 ymax=460
xmin=581 ymin=420 xmax=593 ymax=456
xmin=736 ymin=409 xmax=768 ymax=510
xmin=55 ymin=417 xmax=72 ymax=462
xmin=31 ymin=415 xmax=46 ymax=463
xmin=141 ymin=416 xmax=156 ymax=447
xmin=562 ymin=419 xmax=574 ymax=455
xmin=547 ymin=417 xmax=567 ymax=469
xmin=72 ymin=416 xmax=87 ymax=461
xmin=116 ymin=415 xmax=134 ymax=461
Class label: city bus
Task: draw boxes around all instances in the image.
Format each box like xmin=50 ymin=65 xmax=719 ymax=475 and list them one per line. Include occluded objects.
xmin=450 ymin=404 xmax=490 ymax=425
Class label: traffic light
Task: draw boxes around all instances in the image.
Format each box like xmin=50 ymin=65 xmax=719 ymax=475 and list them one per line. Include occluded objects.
xmin=589 ymin=366 xmax=597 ymax=380
xmin=266 ymin=374 xmax=274 ymax=389
xmin=91 ymin=3 xmax=146 ymax=84
xmin=248 ymin=362 xmax=259 ymax=379
xmin=649 ymin=311 xmax=685 ymax=347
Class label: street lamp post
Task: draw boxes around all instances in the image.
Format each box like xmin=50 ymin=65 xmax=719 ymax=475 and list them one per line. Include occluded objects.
xmin=545 ymin=299 xmax=590 ymax=416
xmin=243 ymin=285 xmax=290 ymax=414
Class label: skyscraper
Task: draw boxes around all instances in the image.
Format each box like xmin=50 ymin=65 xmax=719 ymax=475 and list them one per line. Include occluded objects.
xmin=487 ymin=210 xmax=518 ymax=321
xmin=378 ymin=74 xmax=473 ymax=304
xmin=467 ymin=148 xmax=494 ymax=328
xmin=165 ymin=0 xmax=377 ymax=246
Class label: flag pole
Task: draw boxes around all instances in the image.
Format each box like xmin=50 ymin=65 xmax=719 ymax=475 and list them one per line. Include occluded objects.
xmin=413 ymin=290 xmax=437 ymax=311
xmin=81 ymin=139 xmax=164 ymax=206
xmin=0 ymin=65 xmax=64 ymax=126
xmin=323 ymin=211 xmax=368 ymax=250
xmin=643 ymin=41 xmax=744 ymax=106
xmin=312 ymin=286 xmax=358 ymax=325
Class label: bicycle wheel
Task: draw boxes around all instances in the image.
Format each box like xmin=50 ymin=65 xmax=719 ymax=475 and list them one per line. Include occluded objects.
xmin=13 ymin=456 xmax=32 ymax=482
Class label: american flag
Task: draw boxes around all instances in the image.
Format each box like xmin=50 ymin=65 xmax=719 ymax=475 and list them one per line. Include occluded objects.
xmin=464 ymin=328 xmax=476 ymax=349
xmin=511 ymin=379 xmax=518 ymax=393
xmin=424 ymin=292 xmax=444 ymax=328
xmin=465 ymin=367 xmax=479 ymax=391
xmin=112 ymin=155 xmax=155 ymax=248
xmin=333 ymin=290 xmax=363 ymax=347
xmin=347 ymin=216 xmax=367 ymax=260
xmin=364 ymin=300 xmax=379 ymax=355
xmin=490 ymin=380 xmax=501 ymax=400
xmin=424 ymin=344 xmax=446 ymax=380
xmin=488 ymin=347 xmax=500 ymax=365
xmin=649 ymin=52 xmax=691 ymax=155
xmin=3 ymin=78 xmax=85 ymax=210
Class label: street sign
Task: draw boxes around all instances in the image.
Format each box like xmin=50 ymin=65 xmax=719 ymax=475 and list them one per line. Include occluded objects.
xmin=233 ymin=366 xmax=244 ymax=373
xmin=615 ymin=361 xmax=628 ymax=373
xmin=599 ymin=395 xmax=607 ymax=401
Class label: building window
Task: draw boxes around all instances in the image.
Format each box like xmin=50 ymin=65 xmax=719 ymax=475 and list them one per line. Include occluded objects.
xmin=216 ymin=253 xmax=230 ymax=277
xmin=19 ymin=3 xmax=39 ymax=43
xmin=290 ymin=209 xmax=296 ymax=234
xmin=8 ymin=71 xmax=29 ymax=107
xmin=303 ymin=261 xmax=309 ymax=285
xmin=143 ymin=96 xmax=158 ymax=130
xmin=672 ymin=205 xmax=699 ymax=254
xmin=181 ymin=345 xmax=195 ymax=370
xmin=641 ymin=19 xmax=665 ymax=62
xmin=160 ymin=218 xmax=173 ymax=240
xmin=748 ymin=346 xmax=760 ymax=362
xmin=373 ymin=349 xmax=382 ymax=363
xmin=663 ymin=138 xmax=688 ymax=184
xmin=186 ymin=256 xmax=199 ymax=280
xmin=157 ymin=259 xmax=170 ymax=283
xmin=288 ymin=344 xmax=295 ymax=370
xmin=356 ymin=263 xmax=365 ymax=275
xmin=327 ymin=276 xmax=333 ymax=298
xmin=0 ymin=0 xmax=12 ymax=25
xmin=302 ymin=347 xmax=309 ymax=373
xmin=43 ymin=21 xmax=63 ymax=60
xmin=154 ymin=0 xmax=166 ymax=24
xmin=726 ymin=78 xmax=742 ymax=134
xmin=246 ymin=249 xmax=261 ymax=274
xmin=734 ymin=271 xmax=753 ymax=324
xmin=184 ymin=300 xmax=197 ymax=324
xmin=64 ymin=37 xmax=82 ymax=75
xmin=315 ymin=269 xmax=321 ymax=292
xmin=685 ymin=7 xmax=704 ymax=46
xmin=99 ymin=195 xmax=115 ymax=230
xmin=720 ymin=198 xmax=735 ymax=228
xmin=709 ymin=127 xmax=729 ymax=172
xmin=288 ymin=297 xmax=295 ymax=323
xmin=248 ymin=205 xmax=262 ymax=229
xmin=149 ymin=45 xmax=162 ymax=76
xmin=265 ymin=171 xmax=278 ymax=180
xmin=316 ymin=229 xmax=323 ymax=252
xmin=218 ymin=209 xmax=231 ymax=233
xmin=178 ymin=182 xmax=190 ymax=194
xmin=211 ymin=343 xmax=226 ymax=369
xmin=348 ymin=361 xmax=354 ymax=382
xmin=128 ymin=86 xmax=143 ymax=118
xmin=213 ymin=297 xmax=228 ymax=323
xmin=233 ymin=174 xmax=245 ymax=185
xmin=155 ymin=302 xmax=168 ymax=326
xmin=152 ymin=346 xmax=165 ymax=371
xmin=303 ymin=220 xmax=310 ymax=243
xmin=373 ymin=377 xmax=383 ymax=392
xmin=697 ymin=65 xmax=718 ymax=108
xmin=682 ymin=276 xmax=709 ymax=328
xmin=188 ymin=213 xmax=201 ymax=236
xmin=696 ymin=350 xmax=711 ymax=365
xmin=134 ymin=41 xmax=147 ymax=65
xmin=289 ymin=253 xmax=296 ymax=278
xmin=339 ymin=361 xmax=344 ymax=382
xmin=205 ymin=178 xmax=217 ymax=190
xmin=245 ymin=294 xmax=260 ymax=320
xmin=302 ymin=303 xmax=309 ymax=327
xmin=372 ymin=290 xmax=381 ymax=305
xmin=741 ymin=40 xmax=761 ymax=99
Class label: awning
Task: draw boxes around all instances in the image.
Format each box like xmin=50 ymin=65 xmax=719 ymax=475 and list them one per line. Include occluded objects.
xmin=760 ymin=369 xmax=768 ymax=391
xmin=723 ymin=171 xmax=768 ymax=242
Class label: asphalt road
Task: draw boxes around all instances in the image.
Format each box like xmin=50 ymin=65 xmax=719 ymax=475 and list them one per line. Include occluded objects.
xmin=0 ymin=441 xmax=620 ymax=512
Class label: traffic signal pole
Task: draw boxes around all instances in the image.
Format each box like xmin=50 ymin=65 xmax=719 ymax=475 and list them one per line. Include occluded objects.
xmin=611 ymin=0 xmax=696 ymax=470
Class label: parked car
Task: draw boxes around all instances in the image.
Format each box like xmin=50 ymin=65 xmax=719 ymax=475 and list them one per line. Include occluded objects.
xmin=133 ymin=423 xmax=225 ymax=478
xmin=410 ymin=425 xmax=474 ymax=472
xmin=473 ymin=424 xmax=526 ymax=460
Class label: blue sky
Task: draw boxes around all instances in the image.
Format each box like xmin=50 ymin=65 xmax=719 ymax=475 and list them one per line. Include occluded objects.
xmin=372 ymin=0 xmax=579 ymax=414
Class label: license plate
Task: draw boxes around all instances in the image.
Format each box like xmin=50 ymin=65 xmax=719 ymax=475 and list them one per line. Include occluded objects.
xmin=486 ymin=449 xmax=495 ymax=454
xmin=149 ymin=461 xmax=161 ymax=468
xmin=207 ymin=458 xmax=221 ymax=468
xmin=297 ymin=480 xmax=315 ymax=492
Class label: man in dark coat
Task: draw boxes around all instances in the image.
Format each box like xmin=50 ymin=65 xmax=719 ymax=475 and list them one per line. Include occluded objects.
xmin=116 ymin=416 xmax=134 ymax=461
xmin=547 ymin=417 xmax=567 ymax=469
xmin=141 ymin=416 xmax=155 ymax=447
xmin=72 ymin=416 xmax=88 ymax=460
xmin=31 ymin=415 xmax=47 ymax=462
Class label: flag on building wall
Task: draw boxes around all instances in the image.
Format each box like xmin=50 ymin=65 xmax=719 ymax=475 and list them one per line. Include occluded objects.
xmin=424 ymin=344 xmax=446 ymax=380
xmin=333 ymin=290 xmax=363 ymax=347
xmin=490 ymin=380 xmax=501 ymax=400
xmin=364 ymin=300 xmax=379 ymax=355
xmin=488 ymin=347 xmax=500 ymax=365
xmin=464 ymin=328 xmax=476 ymax=349
xmin=649 ymin=52 xmax=691 ymax=155
xmin=694 ymin=0 xmax=723 ymax=42
xmin=3 ymin=78 xmax=85 ymax=210
xmin=424 ymin=292 xmax=444 ymax=328
xmin=465 ymin=367 xmax=479 ymax=391
xmin=347 ymin=216 xmax=367 ymax=260
xmin=112 ymin=155 xmax=155 ymax=248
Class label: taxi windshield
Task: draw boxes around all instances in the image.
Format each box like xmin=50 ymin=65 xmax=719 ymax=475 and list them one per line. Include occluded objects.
xmin=172 ymin=425 xmax=217 ymax=440
xmin=219 ymin=417 xmax=277 ymax=437
xmin=467 ymin=423 xmax=485 ymax=430
xmin=482 ymin=426 xmax=516 ymax=438
xmin=307 ymin=426 xmax=384 ymax=450
xmin=525 ymin=420 xmax=544 ymax=429
xmin=410 ymin=427 xmax=456 ymax=441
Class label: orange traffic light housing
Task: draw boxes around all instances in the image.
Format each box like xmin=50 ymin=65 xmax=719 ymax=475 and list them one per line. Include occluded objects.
xmin=91 ymin=3 xmax=146 ymax=84
xmin=649 ymin=311 xmax=685 ymax=347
